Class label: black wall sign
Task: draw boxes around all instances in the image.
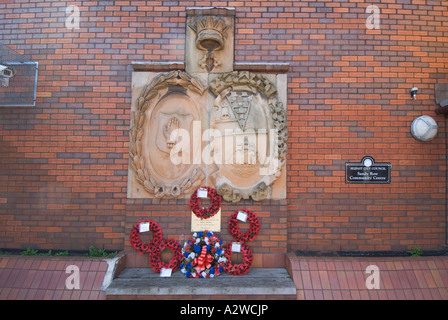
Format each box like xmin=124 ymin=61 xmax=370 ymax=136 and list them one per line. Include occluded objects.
xmin=345 ymin=156 xmax=391 ymax=184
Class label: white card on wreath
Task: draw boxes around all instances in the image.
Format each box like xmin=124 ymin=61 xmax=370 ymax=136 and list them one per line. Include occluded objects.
xmin=197 ymin=188 xmax=208 ymax=198
xmin=236 ymin=211 xmax=248 ymax=222
xmin=139 ymin=222 xmax=150 ymax=233
xmin=231 ymin=242 xmax=241 ymax=253
xmin=160 ymin=268 xmax=172 ymax=277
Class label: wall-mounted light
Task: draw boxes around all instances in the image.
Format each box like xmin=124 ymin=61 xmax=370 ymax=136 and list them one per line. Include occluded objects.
xmin=410 ymin=87 xmax=418 ymax=100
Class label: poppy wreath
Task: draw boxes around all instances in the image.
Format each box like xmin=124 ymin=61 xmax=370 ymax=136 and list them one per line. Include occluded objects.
xmin=189 ymin=186 xmax=222 ymax=220
xmin=223 ymin=242 xmax=253 ymax=276
xmin=180 ymin=230 xmax=227 ymax=278
xmin=228 ymin=209 xmax=260 ymax=243
xmin=129 ymin=219 xmax=163 ymax=255
xmin=149 ymin=238 xmax=183 ymax=273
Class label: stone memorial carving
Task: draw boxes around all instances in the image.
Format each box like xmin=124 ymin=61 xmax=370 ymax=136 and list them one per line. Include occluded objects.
xmin=128 ymin=7 xmax=287 ymax=202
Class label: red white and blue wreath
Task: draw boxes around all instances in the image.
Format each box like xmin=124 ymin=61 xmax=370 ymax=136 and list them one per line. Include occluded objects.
xmin=180 ymin=230 xmax=227 ymax=278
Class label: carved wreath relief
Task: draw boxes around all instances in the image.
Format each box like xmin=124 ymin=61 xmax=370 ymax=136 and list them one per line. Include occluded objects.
xmin=129 ymin=71 xmax=207 ymax=198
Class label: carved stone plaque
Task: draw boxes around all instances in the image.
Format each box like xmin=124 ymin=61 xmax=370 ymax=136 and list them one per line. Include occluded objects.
xmin=208 ymin=71 xmax=287 ymax=202
xmin=128 ymin=8 xmax=287 ymax=202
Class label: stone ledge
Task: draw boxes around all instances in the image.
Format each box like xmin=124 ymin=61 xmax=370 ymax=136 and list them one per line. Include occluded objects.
xmin=186 ymin=7 xmax=236 ymax=17
xmin=131 ymin=61 xmax=290 ymax=73
xmin=106 ymin=268 xmax=296 ymax=298
xmin=131 ymin=61 xmax=185 ymax=71
xmin=234 ymin=62 xmax=290 ymax=73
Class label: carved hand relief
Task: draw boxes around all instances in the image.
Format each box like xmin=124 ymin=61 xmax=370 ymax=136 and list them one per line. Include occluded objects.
xmin=129 ymin=71 xmax=207 ymax=198
xmin=157 ymin=113 xmax=192 ymax=154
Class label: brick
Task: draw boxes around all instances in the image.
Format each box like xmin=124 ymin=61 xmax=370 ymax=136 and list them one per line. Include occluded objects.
xmin=0 ymin=0 xmax=446 ymax=261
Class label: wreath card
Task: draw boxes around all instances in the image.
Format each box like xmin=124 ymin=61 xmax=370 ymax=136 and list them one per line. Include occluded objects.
xmin=191 ymin=208 xmax=221 ymax=232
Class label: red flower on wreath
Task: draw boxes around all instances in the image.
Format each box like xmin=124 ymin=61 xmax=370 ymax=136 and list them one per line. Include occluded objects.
xmin=223 ymin=242 xmax=253 ymax=276
xmin=189 ymin=186 xmax=222 ymax=220
xmin=228 ymin=209 xmax=260 ymax=243
xmin=149 ymin=239 xmax=183 ymax=273
xmin=129 ymin=219 xmax=163 ymax=255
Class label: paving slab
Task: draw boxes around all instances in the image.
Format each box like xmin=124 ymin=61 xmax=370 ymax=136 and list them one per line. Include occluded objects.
xmin=106 ymin=268 xmax=296 ymax=296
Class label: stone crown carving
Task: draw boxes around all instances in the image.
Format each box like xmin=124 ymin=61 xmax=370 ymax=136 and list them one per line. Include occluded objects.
xmin=186 ymin=13 xmax=234 ymax=73
xmin=188 ymin=16 xmax=231 ymax=51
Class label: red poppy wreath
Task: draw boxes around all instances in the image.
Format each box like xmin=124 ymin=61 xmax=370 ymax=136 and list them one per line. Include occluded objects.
xmin=129 ymin=219 xmax=163 ymax=255
xmin=189 ymin=186 xmax=222 ymax=220
xmin=149 ymin=238 xmax=183 ymax=273
xmin=228 ymin=209 xmax=260 ymax=243
xmin=223 ymin=242 xmax=253 ymax=276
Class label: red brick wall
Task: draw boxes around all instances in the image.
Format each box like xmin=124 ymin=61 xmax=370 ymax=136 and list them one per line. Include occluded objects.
xmin=0 ymin=1 xmax=447 ymax=265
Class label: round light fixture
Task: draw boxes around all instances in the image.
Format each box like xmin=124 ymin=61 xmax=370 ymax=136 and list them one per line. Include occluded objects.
xmin=411 ymin=115 xmax=438 ymax=142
